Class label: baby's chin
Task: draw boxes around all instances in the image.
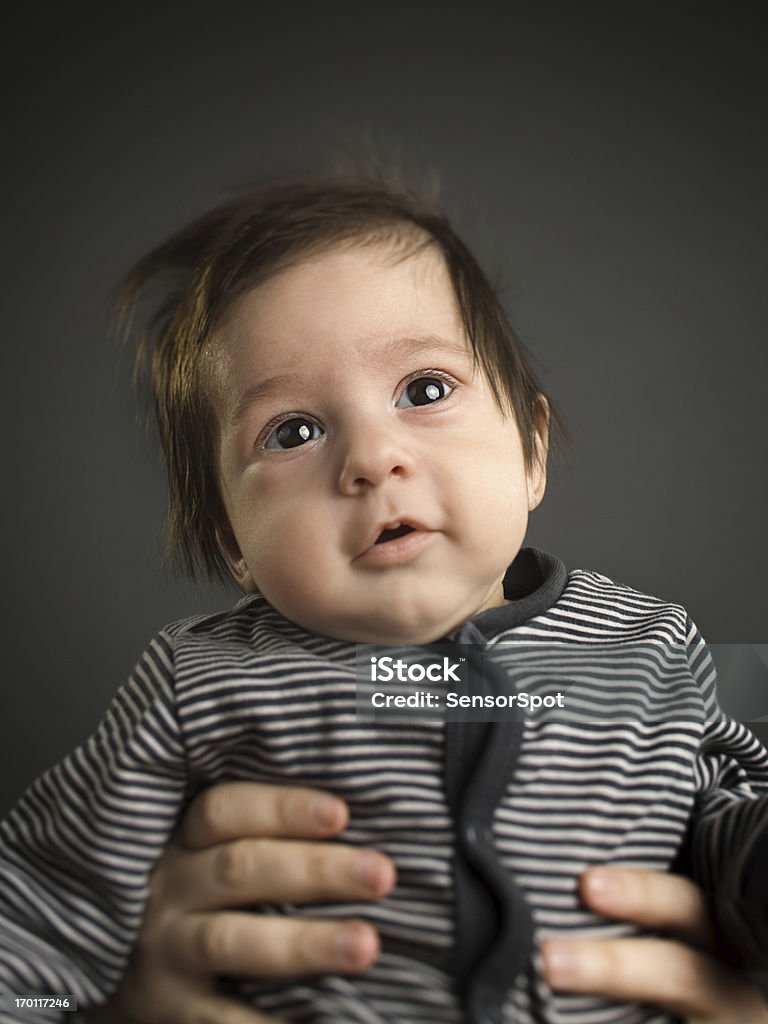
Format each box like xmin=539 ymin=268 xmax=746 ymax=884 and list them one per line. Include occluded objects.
xmin=306 ymin=596 xmax=505 ymax=646
xmin=325 ymin=620 xmax=459 ymax=646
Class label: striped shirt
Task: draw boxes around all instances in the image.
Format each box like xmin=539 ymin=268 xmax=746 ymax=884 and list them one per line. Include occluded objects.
xmin=1 ymin=549 xmax=767 ymax=1023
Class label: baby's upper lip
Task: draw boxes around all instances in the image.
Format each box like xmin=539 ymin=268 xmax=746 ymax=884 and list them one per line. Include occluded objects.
xmin=355 ymin=517 xmax=433 ymax=558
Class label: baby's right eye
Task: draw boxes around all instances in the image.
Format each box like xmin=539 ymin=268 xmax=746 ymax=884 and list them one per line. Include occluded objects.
xmin=264 ymin=417 xmax=324 ymax=450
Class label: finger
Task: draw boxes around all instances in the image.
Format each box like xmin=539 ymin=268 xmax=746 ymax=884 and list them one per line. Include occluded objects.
xmin=178 ymin=783 xmax=349 ymax=848
xmin=161 ymin=837 xmax=396 ymax=911
xmin=172 ymin=913 xmax=380 ymax=977
xmin=542 ymin=936 xmax=768 ymax=1021
xmin=579 ymin=867 xmax=715 ymax=950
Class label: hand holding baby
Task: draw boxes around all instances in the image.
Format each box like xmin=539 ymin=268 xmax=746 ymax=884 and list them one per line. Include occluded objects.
xmin=93 ymin=782 xmax=768 ymax=1024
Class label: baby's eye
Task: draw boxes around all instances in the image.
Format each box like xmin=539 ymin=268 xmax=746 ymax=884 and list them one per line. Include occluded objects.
xmin=264 ymin=417 xmax=324 ymax=450
xmin=396 ymin=375 xmax=454 ymax=409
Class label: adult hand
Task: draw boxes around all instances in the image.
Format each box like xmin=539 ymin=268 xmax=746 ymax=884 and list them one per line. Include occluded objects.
xmin=88 ymin=782 xmax=395 ymax=1024
xmin=542 ymin=866 xmax=768 ymax=1024
xmin=90 ymin=793 xmax=766 ymax=1024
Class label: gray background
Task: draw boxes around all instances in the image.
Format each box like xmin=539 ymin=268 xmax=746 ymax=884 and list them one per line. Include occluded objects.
xmin=1 ymin=3 xmax=767 ymax=814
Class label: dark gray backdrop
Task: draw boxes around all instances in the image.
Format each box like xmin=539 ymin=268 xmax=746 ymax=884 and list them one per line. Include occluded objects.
xmin=2 ymin=3 xmax=767 ymax=814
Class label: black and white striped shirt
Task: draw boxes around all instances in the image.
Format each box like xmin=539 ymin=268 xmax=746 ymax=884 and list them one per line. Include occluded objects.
xmin=1 ymin=549 xmax=767 ymax=1023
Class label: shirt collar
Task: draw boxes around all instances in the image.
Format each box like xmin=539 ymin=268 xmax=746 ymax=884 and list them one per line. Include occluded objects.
xmin=460 ymin=547 xmax=567 ymax=641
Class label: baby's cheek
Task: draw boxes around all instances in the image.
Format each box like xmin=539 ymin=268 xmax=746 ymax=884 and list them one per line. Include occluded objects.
xmin=255 ymin=525 xmax=335 ymax=600
xmin=466 ymin=478 xmax=529 ymax=561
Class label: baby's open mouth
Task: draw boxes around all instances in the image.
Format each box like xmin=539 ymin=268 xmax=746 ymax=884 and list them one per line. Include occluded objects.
xmin=375 ymin=524 xmax=415 ymax=545
xmin=355 ymin=520 xmax=434 ymax=563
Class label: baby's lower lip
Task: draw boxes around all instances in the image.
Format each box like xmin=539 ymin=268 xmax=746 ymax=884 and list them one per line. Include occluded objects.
xmin=355 ymin=528 xmax=436 ymax=566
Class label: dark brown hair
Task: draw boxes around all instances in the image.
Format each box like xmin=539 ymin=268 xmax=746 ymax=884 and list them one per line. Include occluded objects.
xmin=121 ymin=176 xmax=557 ymax=583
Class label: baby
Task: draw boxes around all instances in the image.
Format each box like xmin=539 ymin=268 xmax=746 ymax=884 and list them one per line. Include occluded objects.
xmin=1 ymin=177 xmax=766 ymax=1024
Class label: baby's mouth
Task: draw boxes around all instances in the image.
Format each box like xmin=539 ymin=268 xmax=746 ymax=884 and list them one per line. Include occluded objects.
xmin=375 ymin=523 xmax=415 ymax=545
xmin=354 ymin=518 xmax=435 ymax=564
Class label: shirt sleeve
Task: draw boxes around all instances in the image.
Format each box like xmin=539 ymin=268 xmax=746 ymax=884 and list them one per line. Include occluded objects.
xmin=683 ymin=620 xmax=768 ymax=968
xmin=0 ymin=631 xmax=188 ymax=1017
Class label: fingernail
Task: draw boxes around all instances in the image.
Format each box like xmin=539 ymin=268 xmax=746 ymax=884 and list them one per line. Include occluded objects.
xmin=583 ymin=867 xmax=618 ymax=905
xmin=542 ymin=940 xmax=576 ymax=985
xmin=353 ymin=850 xmax=385 ymax=892
xmin=335 ymin=923 xmax=367 ymax=969
xmin=312 ymin=794 xmax=344 ymax=831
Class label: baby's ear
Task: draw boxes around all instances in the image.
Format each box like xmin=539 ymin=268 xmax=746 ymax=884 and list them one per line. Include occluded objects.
xmin=214 ymin=521 xmax=257 ymax=592
xmin=527 ymin=395 xmax=549 ymax=511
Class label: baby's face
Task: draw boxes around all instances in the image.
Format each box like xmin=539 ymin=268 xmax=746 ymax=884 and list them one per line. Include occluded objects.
xmin=213 ymin=241 xmax=546 ymax=644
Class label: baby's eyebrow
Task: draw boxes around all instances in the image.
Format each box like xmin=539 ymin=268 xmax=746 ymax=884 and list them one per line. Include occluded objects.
xmin=230 ymin=374 xmax=296 ymax=424
xmin=386 ymin=333 xmax=469 ymax=361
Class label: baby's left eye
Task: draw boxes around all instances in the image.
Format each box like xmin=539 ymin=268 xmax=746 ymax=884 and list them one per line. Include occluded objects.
xmin=396 ymin=376 xmax=454 ymax=409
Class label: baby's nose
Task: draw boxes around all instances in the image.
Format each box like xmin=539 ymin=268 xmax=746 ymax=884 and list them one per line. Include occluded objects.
xmin=337 ymin=425 xmax=416 ymax=494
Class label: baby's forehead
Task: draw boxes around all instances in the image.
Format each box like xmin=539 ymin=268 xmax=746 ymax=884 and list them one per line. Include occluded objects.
xmin=208 ymin=241 xmax=468 ymax=391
